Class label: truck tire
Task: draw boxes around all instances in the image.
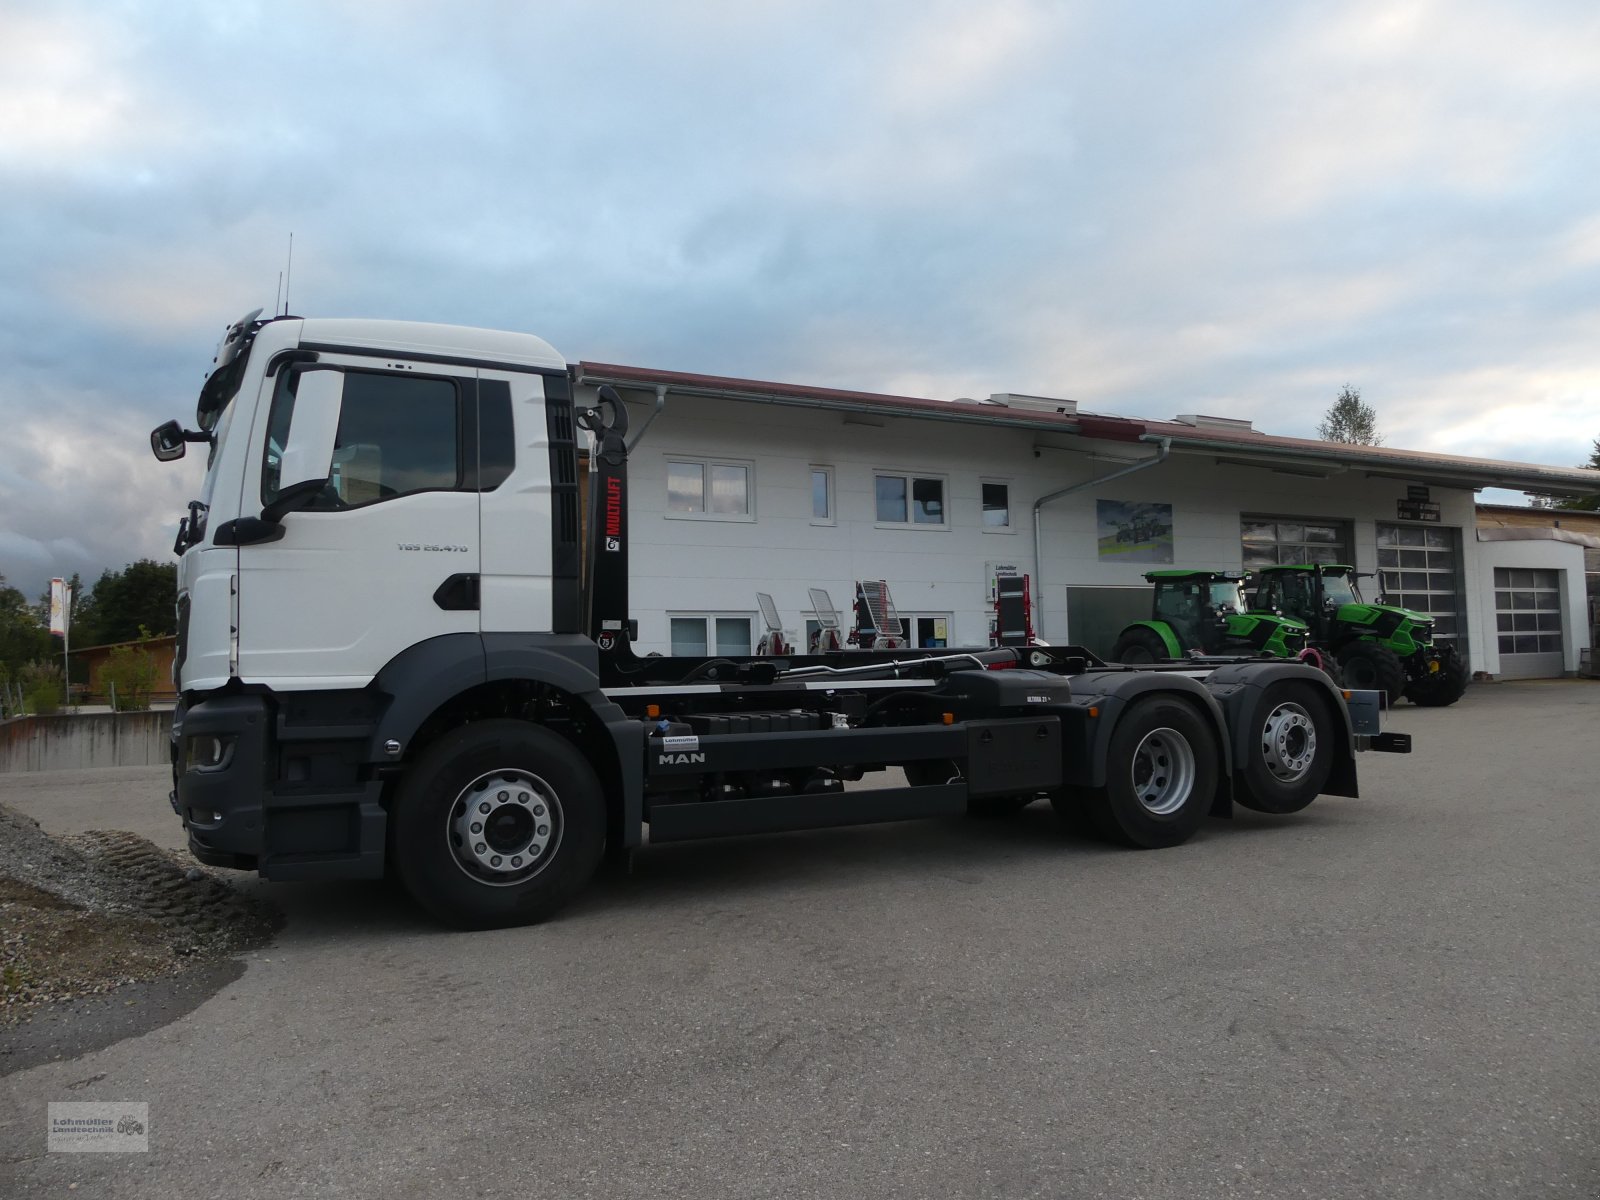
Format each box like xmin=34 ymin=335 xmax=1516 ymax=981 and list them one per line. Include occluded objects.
xmin=1403 ymin=650 xmax=1470 ymax=707
xmin=1235 ymin=681 xmax=1336 ymax=815
xmin=392 ymin=719 xmax=606 ymax=929
xmin=1055 ymin=696 xmax=1218 ymax=848
xmin=1111 ymin=628 xmax=1171 ymax=664
xmin=1336 ymin=641 xmax=1404 ymax=705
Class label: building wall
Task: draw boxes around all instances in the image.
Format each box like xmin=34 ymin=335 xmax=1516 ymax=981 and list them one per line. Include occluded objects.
xmin=591 ymin=391 xmax=1510 ymax=667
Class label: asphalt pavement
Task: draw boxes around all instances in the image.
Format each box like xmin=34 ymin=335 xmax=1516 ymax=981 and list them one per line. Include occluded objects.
xmin=2 ymin=680 xmax=1596 ymax=1198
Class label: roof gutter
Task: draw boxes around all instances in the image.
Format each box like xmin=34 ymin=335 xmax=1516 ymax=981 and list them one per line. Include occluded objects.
xmin=1033 ymin=434 xmax=1172 ymax=640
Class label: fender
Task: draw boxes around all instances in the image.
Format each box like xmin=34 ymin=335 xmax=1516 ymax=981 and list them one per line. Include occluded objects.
xmin=1199 ymin=660 xmax=1358 ymax=798
xmin=1060 ymin=669 xmax=1234 ymax=812
xmin=368 ymin=632 xmax=646 ymax=847
xmin=1119 ymin=620 xmax=1182 ymax=658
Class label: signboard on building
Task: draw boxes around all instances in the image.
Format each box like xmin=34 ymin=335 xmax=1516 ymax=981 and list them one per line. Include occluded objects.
xmin=1396 ymin=499 xmax=1442 ymax=522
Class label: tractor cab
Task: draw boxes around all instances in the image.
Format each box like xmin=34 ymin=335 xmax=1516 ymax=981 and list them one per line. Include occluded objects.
xmin=1112 ymin=570 xmax=1307 ymax=663
xmin=1252 ymin=565 xmax=1397 ymax=643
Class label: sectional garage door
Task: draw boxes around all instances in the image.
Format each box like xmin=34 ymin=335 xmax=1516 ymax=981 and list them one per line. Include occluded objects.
xmin=1494 ymin=567 xmax=1565 ymax=679
xmin=1376 ymin=524 xmax=1461 ymax=646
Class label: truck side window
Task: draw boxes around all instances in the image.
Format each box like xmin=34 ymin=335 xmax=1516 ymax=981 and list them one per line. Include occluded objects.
xmin=262 ymin=370 xmax=460 ymax=508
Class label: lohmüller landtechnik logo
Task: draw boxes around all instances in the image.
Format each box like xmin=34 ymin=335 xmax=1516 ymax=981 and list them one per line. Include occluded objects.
xmin=47 ymin=1102 xmax=149 ymax=1153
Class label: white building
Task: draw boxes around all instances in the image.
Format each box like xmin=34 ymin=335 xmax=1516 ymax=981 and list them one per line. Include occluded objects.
xmin=572 ymin=362 xmax=1600 ymax=679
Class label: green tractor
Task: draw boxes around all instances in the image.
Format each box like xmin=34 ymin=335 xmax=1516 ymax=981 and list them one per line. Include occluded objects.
xmin=1248 ymin=564 xmax=1469 ymax=707
xmin=1111 ymin=570 xmax=1318 ymax=668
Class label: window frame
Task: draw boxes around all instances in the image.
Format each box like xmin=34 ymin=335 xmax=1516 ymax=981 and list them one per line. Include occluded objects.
xmin=873 ymin=470 xmax=949 ymax=530
xmin=809 ymin=465 xmax=835 ymax=526
xmin=981 ymin=478 xmax=1013 ymax=533
xmin=663 ymin=455 xmax=756 ymax=522
xmin=259 ymin=364 xmax=512 ymax=511
xmin=666 ymin=612 xmax=755 ymax=656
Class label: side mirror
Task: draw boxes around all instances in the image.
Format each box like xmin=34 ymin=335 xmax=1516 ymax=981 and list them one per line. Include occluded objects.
xmin=264 ymin=369 xmax=344 ymax=521
xmin=151 ymin=419 xmax=187 ymax=462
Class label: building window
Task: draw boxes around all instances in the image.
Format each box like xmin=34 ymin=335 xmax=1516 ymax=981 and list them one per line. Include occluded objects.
xmin=668 ymin=614 xmax=752 ymax=656
xmin=665 ymin=458 xmax=753 ymax=520
xmin=875 ymin=472 xmax=946 ymax=526
xmin=982 ymin=481 xmax=1011 ymax=529
xmin=811 ymin=466 xmax=833 ymax=524
xmin=1240 ymin=517 xmax=1351 ymax=566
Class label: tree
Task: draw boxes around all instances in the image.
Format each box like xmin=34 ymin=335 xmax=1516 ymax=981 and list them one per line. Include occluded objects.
xmin=1317 ymin=385 xmax=1382 ymax=446
xmin=0 ymin=576 xmax=52 ymax=677
xmin=74 ymin=560 xmax=178 ymax=647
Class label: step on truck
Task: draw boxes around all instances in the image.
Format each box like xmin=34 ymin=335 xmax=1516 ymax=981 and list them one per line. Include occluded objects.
xmin=153 ymin=313 xmax=1410 ymax=928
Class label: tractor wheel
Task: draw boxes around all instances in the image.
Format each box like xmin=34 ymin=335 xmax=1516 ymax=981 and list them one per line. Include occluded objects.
xmin=1336 ymin=642 xmax=1405 ymax=706
xmin=1235 ymin=681 xmax=1336 ymax=815
xmin=1053 ymin=696 xmax=1218 ymax=848
xmin=1111 ymin=628 xmax=1171 ymax=664
xmin=1404 ymin=649 xmax=1470 ymax=707
xmin=1297 ymin=648 xmax=1345 ymax=689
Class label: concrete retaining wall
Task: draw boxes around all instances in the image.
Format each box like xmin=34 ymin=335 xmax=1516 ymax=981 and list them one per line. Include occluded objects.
xmin=0 ymin=711 xmax=174 ymax=773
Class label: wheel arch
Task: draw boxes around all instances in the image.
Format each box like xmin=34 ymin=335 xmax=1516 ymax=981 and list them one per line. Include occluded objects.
xmin=370 ymin=634 xmax=644 ymax=849
xmin=1065 ymin=670 xmax=1235 ymax=812
xmin=1201 ymin=660 xmax=1358 ymax=800
xmin=1115 ymin=621 xmax=1182 ymax=659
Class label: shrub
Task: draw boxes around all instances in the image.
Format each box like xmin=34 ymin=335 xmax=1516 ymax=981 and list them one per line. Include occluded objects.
xmin=20 ymin=661 xmax=63 ymax=716
xmin=102 ymin=644 xmax=160 ymax=712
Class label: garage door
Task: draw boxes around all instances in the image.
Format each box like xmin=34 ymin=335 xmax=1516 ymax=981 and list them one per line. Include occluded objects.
xmin=1376 ymin=524 xmax=1461 ymax=646
xmin=1495 ymin=567 xmax=1565 ymax=679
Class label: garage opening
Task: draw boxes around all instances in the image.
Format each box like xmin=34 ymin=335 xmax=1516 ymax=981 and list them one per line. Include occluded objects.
xmin=1377 ymin=523 xmax=1463 ymax=647
xmin=1495 ymin=567 xmax=1565 ymax=679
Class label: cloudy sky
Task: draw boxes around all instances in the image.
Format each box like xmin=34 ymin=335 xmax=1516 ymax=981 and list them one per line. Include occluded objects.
xmin=3 ymin=0 xmax=1599 ymax=596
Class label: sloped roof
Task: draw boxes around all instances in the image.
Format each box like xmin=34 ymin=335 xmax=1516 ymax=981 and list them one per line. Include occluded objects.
xmin=576 ymin=361 xmax=1600 ymax=498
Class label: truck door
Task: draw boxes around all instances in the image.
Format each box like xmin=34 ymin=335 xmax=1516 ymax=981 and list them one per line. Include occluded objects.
xmin=235 ymin=355 xmax=485 ymax=688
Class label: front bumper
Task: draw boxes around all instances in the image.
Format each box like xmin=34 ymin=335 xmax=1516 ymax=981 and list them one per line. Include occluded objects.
xmin=172 ymin=691 xmax=387 ymax=879
xmin=172 ymin=694 xmax=270 ymax=870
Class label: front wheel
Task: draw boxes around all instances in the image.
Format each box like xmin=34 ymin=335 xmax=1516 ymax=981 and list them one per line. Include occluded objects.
xmin=393 ymin=720 xmax=607 ymax=928
xmin=1404 ymin=649 xmax=1470 ymax=707
xmin=1054 ymin=697 xmax=1219 ymax=848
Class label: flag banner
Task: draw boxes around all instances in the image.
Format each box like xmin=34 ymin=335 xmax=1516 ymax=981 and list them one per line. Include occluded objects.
xmin=49 ymin=577 xmax=70 ymax=636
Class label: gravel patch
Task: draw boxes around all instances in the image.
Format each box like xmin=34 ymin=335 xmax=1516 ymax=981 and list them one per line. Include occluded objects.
xmin=0 ymin=801 xmax=276 ymax=1025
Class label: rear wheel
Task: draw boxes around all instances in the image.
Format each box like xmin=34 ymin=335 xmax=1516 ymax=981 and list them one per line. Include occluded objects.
xmin=1053 ymin=697 xmax=1218 ymax=848
xmin=1235 ymin=681 xmax=1336 ymax=814
xmin=1336 ymin=641 xmax=1405 ymax=705
xmin=1111 ymin=627 xmax=1171 ymax=665
xmin=393 ymin=720 xmax=606 ymax=928
xmin=1404 ymin=649 xmax=1470 ymax=707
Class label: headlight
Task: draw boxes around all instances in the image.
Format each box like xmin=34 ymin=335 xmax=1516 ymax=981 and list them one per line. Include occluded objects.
xmin=185 ymin=734 xmax=234 ymax=772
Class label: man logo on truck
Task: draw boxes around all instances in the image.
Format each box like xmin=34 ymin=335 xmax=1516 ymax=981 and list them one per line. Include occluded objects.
xmin=657 ymin=752 xmax=706 ymax=765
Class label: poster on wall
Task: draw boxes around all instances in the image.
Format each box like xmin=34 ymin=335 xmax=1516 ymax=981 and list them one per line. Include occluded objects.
xmin=1095 ymin=500 xmax=1174 ymax=563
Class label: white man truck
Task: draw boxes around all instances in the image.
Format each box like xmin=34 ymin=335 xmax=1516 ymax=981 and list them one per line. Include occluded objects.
xmin=153 ymin=312 xmax=1409 ymax=928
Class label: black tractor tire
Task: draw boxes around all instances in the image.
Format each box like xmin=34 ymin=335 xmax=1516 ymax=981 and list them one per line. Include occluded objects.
xmin=393 ymin=719 xmax=607 ymax=929
xmin=1234 ymin=681 xmax=1337 ymax=815
xmin=1111 ymin=627 xmax=1172 ymax=665
xmin=1335 ymin=641 xmax=1405 ymax=706
xmin=1404 ymin=650 xmax=1470 ymax=707
xmin=903 ymin=760 xmax=1033 ymax=817
xmin=1052 ymin=696 xmax=1219 ymax=848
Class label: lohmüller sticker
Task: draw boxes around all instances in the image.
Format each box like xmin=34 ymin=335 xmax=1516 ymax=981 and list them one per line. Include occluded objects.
xmin=48 ymin=1102 xmax=149 ymax=1153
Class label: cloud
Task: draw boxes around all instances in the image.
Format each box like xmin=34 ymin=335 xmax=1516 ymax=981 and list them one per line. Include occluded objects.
xmin=2 ymin=0 xmax=1599 ymax=599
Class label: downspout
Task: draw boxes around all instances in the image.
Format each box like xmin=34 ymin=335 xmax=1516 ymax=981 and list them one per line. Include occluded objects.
xmin=625 ymin=384 xmax=668 ymax=451
xmin=1032 ymin=434 xmax=1172 ymax=642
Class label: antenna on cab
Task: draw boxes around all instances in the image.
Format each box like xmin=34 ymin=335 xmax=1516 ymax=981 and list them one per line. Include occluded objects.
xmin=283 ymin=232 xmax=294 ymax=316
